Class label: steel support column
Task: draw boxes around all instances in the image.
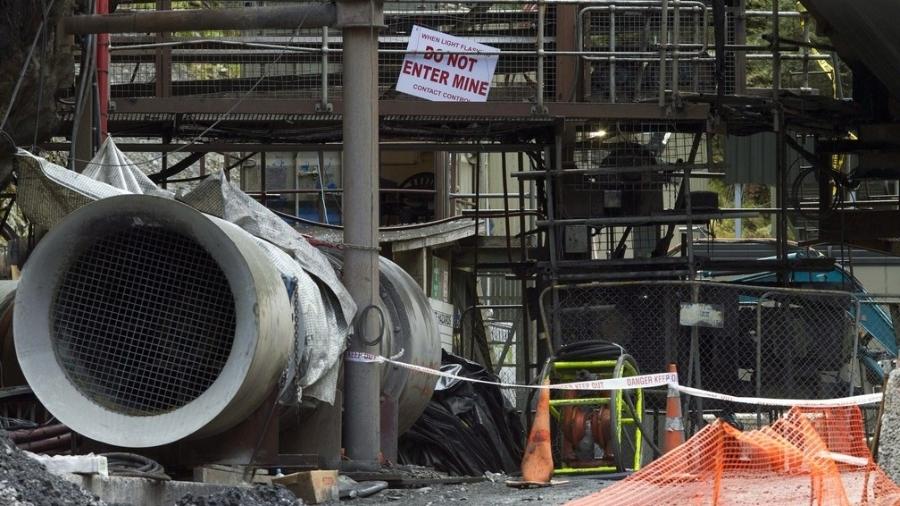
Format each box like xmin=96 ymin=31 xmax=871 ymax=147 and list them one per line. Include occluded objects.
xmin=96 ymin=0 xmax=109 ymax=138
xmin=339 ymin=0 xmax=383 ymax=470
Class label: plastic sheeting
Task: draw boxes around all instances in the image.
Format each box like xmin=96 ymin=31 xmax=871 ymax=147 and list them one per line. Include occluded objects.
xmin=82 ymin=138 xmax=165 ymax=195
xmin=398 ymin=351 xmax=525 ymax=476
xmin=14 ymin=141 xmax=354 ymax=405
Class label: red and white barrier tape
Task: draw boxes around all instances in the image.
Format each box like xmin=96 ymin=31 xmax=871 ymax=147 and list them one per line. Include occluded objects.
xmin=670 ymin=384 xmax=882 ymax=408
xmin=346 ymin=351 xmax=882 ymax=406
xmin=346 ymin=350 xmax=676 ymax=390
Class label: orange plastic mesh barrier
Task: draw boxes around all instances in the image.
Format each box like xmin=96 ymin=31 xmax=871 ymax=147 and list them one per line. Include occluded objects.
xmin=567 ymin=406 xmax=900 ymax=506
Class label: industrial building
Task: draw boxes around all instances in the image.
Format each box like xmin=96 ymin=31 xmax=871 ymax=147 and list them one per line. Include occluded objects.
xmin=1 ymin=0 xmax=900 ymax=504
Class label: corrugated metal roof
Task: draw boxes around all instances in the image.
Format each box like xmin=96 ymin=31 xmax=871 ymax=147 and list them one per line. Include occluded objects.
xmin=724 ymin=133 xmax=808 ymax=185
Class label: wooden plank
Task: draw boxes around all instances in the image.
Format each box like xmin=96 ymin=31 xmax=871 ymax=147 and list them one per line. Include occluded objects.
xmin=273 ymin=470 xmax=340 ymax=504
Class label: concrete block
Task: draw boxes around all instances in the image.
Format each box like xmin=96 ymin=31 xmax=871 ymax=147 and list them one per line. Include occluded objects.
xmin=879 ymin=369 xmax=900 ymax=481
xmin=193 ymin=465 xmax=272 ymax=486
xmin=26 ymin=452 xmax=108 ymax=477
xmin=65 ymin=474 xmax=243 ymax=506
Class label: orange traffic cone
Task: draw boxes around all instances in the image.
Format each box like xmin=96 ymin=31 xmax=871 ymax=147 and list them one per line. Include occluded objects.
xmin=520 ymin=379 xmax=553 ymax=484
xmin=664 ymin=363 xmax=685 ymax=453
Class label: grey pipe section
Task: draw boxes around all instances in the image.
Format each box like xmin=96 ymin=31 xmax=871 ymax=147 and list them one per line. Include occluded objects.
xmin=63 ymin=3 xmax=337 ymax=34
xmin=321 ymin=27 xmax=330 ymax=110
xmin=15 ymin=195 xmax=295 ymax=448
xmin=322 ymin=250 xmax=440 ymax=433
xmin=658 ymin=0 xmax=669 ymax=107
xmin=671 ymin=0 xmax=680 ymax=99
xmin=536 ymin=1 xmax=546 ymax=111
xmin=609 ymin=5 xmax=616 ymax=103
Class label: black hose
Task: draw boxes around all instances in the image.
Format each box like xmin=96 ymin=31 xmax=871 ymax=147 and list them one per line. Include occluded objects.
xmin=352 ymin=304 xmax=385 ymax=346
xmin=790 ymin=162 xmax=847 ymax=220
xmin=622 ymin=390 xmax=662 ymax=457
xmin=101 ymin=452 xmax=170 ymax=481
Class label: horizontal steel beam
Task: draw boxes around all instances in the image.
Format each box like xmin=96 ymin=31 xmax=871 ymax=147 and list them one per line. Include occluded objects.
xmin=109 ymin=98 xmax=710 ymax=121
xmin=536 ymin=210 xmax=760 ymax=227
xmin=538 ymin=257 xmax=837 ymax=273
xmin=63 ymin=4 xmax=337 ymax=34
xmin=41 ymin=142 xmax=545 ymax=153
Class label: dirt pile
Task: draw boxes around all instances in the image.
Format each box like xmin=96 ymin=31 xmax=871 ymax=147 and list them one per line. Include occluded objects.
xmin=176 ymin=484 xmax=300 ymax=506
xmin=0 ymin=430 xmax=105 ymax=506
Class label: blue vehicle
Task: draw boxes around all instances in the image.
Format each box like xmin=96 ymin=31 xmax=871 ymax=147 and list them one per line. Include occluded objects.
xmin=723 ymin=251 xmax=895 ymax=386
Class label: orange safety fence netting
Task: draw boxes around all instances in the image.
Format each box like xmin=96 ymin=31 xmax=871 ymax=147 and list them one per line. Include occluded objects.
xmin=567 ymin=406 xmax=900 ymax=506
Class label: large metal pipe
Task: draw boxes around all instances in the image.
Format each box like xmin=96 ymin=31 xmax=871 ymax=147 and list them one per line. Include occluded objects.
xmin=63 ymin=3 xmax=337 ymax=35
xmin=15 ymin=194 xmax=441 ymax=451
xmin=15 ymin=195 xmax=295 ymax=448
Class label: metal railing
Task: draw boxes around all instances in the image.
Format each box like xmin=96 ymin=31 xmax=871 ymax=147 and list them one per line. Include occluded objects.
xmin=96 ymin=0 xmax=844 ymax=106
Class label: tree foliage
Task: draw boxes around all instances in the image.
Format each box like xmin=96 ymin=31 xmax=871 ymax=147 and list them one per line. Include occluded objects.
xmin=0 ymin=0 xmax=79 ymax=150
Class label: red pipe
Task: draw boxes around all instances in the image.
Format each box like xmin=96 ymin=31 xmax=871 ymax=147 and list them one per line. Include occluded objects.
xmin=9 ymin=423 xmax=69 ymax=443
xmin=17 ymin=433 xmax=72 ymax=453
xmin=96 ymin=0 xmax=109 ymax=139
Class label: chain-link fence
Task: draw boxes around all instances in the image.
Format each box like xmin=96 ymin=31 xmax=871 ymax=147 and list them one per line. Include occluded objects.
xmin=94 ymin=1 xmax=845 ymax=104
xmin=565 ymin=120 xmax=708 ymax=260
xmin=539 ymin=281 xmax=876 ymax=430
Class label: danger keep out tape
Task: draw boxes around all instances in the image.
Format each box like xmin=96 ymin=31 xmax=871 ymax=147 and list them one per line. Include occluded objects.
xmin=345 ymin=351 xmax=883 ymax=407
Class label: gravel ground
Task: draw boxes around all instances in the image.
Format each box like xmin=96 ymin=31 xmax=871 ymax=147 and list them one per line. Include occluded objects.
xmin=0 ymin=431 xmax=107 ymax=506
xmin=0 ymin=426 xmax=609 ymax=506
xmin=878 ymin=370 xmax=900 ymax=482
xmin=349 ymin=476 xmax=612 ymax=505
xmin=176 ymin=484 xmax=299 ymax=506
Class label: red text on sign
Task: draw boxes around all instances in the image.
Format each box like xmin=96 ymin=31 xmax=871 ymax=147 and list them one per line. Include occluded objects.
xmin=401 ymin=60 xmax=449 ymax=85
xmin=451 ymin=74 xmax=489 ymax=96
xmin=423 ymin=46 xmax=478 ymax=72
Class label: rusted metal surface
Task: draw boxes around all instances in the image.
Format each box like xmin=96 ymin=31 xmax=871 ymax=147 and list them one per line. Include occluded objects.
xmin=17 ymin=433 xmax=73 ymax=453
xmin=64 ymin=3 xmax=337 ymax=34
xmin=43 ymin=142 xmax=545 ymax=153
xmin=8 ymin=424 xmax=69 ymax=444
xmin=105 ymin=98 xmax=709 ymax=120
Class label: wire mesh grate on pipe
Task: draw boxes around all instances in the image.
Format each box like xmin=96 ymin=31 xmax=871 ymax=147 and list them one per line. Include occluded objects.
xmin=52 ymin=226 xmax=236 ymax=416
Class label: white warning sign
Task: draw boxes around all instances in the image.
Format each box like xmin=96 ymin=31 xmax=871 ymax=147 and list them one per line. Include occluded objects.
xmin=679 ymin=303 xmax=725 ymax=328
xmin=396 ymin=25 xmax=499 ymax=102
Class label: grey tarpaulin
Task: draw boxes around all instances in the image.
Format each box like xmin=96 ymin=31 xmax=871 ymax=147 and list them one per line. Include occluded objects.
xmin=16 ymin=150 xmax=128 ymax=228
xmin=82 ymin=138 xmax=167 ymax=195
xmin=15 ymin=145 xmax=354 ymax=405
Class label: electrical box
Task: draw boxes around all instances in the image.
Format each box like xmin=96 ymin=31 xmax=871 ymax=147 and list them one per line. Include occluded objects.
xmin=564 ymin=225 xmax=590 ymax=254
